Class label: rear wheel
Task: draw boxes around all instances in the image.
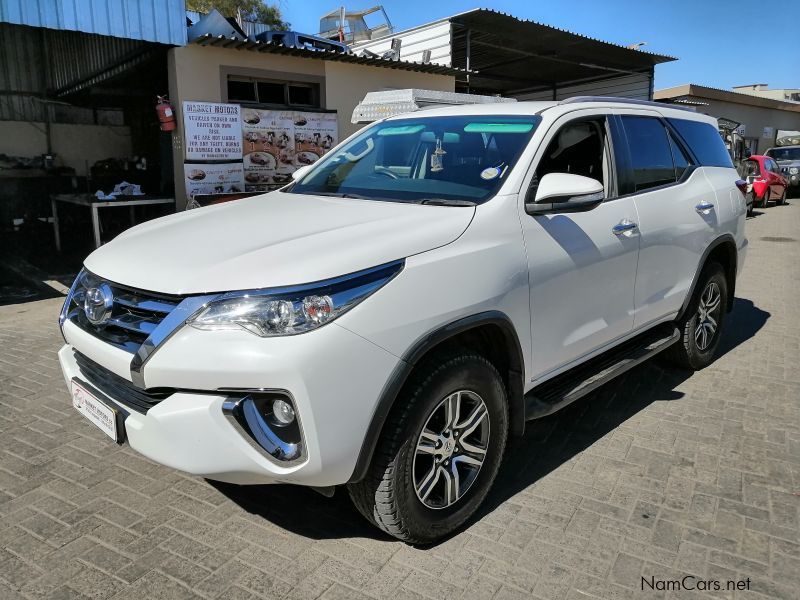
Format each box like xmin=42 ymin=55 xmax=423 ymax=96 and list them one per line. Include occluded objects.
xmin=760 ymin=188 xmax=770 ymax=208
xmin=348 ymin=353 xmax=508 ymax=544
xmin=746 ymin=191 xmax=755 ymax=216
xmin=664 ymin=261 xmax=727 ymax=370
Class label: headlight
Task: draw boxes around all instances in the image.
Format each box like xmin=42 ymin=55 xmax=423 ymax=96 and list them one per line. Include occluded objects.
xmin=790 ymin=167 xmax=799 ymax=175
xmin=187 ymin=260 xmax=403 ymax=336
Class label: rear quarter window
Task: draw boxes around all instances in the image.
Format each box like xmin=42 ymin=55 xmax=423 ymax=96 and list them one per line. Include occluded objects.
xmin=667 ymin=118 xmax=733 ymax=168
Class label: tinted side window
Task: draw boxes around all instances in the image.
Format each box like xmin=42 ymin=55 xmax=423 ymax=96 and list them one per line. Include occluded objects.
xmin=668 ymin=132 xmax=691 ymax=180
xmin=536 ymin=118 xmax=606 ymax=185
xmin=621 ymin=116 xmax=676 ymax=192
xmin=667 ymin=118 xmax=734 ymax=168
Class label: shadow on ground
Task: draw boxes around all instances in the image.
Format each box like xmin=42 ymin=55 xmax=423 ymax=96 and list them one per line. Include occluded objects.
xmin=212 ymin=297 xmax=770 ymax=544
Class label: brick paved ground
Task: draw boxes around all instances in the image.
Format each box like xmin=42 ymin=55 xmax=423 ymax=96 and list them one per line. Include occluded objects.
xmin=1 ymin=202 xmax=798 ymax=600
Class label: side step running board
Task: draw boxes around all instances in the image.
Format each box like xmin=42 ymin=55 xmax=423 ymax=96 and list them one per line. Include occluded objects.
xmin=524 ymin=324 xmax=680 ymax=420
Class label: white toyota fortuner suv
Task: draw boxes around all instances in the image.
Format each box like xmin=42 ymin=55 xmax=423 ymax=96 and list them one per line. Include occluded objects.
xmin=59 ymin=97 xmax=747 ymax=543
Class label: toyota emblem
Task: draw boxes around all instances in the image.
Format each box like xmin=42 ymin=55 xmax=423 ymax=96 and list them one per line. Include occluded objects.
xmin=84 ymin=283 xmax=114 ymax=326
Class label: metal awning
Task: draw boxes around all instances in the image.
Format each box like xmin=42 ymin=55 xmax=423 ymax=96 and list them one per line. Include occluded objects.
xmin=449 ymin=9 xmax=675 ymax=95
xmin=192 ymin=34 xmax=468 ymax=77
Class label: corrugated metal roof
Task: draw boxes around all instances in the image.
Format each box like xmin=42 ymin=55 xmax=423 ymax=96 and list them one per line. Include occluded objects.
xmin=451 ymin=8 xmax=676 ymax=63
xmin=192 ymin=34 xmax=467 ymax=77
xmin=0 ymin=0 xmax=186 ymax=45
xmin=351 ymin=8 xmax=673 ymax=97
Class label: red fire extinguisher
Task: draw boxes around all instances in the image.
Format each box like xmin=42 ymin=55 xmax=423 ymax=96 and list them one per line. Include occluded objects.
xmin=156 ymin=95 xmax=176 ymax=132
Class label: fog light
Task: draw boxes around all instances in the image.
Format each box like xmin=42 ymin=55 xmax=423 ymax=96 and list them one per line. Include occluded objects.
xmin=272 ymin=398 xmax=295 ymax=425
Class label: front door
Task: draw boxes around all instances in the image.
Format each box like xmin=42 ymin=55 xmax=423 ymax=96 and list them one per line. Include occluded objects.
xmin=519 ymin=111 xmax=640 ymax=381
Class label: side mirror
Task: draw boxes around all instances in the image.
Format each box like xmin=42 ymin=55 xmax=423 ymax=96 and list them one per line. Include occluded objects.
xmin=291 ymin=164 xmax=313 ymax=181
xmin=525 ymin=173 xmax=604 ymax=216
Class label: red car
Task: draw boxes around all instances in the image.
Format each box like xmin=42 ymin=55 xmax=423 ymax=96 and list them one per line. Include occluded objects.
xmin=741 ymin=154 xmax=788 ymax=215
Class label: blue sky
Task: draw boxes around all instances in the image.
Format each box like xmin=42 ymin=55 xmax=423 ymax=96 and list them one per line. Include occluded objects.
xmin=280 ymin=0 xmax=799 ymax=92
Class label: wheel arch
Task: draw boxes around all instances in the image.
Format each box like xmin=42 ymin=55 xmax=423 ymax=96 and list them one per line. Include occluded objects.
xmin=348 ymin=311 xmax=525 ymax=483
xmin=679 ymin=234 xmax=737 ymax=319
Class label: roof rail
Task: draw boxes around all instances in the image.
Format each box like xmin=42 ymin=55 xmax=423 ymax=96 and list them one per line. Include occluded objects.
xmin=559 ymin=96 xmax=696 ymax=112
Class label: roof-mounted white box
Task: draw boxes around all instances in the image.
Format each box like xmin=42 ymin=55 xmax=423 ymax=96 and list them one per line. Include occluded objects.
xmin=352 ymin=89 xmax=516 ymax=124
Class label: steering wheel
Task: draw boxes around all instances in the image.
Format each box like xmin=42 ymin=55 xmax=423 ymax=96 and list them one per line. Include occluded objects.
xmin=373 ymin=167 xmax=399 ymax=180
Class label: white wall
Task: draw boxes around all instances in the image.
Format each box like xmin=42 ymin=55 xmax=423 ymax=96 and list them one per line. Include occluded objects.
xmin=350 ymin=21 xmax=452 ymax=66
xmin=167 ymin=44 xmax=455 ymax=208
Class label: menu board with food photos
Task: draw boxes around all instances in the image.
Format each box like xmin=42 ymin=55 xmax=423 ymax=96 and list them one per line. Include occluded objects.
xmin=184 ymin=162 xmax=245 ymax=199
xmin=241 ymin=108 xmax=338 ymax=192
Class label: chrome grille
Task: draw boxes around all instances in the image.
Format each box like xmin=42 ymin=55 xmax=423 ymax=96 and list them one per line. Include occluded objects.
xmin=61 ymin=270 xmax=183 ymax=353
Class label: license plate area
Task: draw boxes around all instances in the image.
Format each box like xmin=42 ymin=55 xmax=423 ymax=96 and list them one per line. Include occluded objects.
xmin=71 ymin=379 xmax=122 ymax=443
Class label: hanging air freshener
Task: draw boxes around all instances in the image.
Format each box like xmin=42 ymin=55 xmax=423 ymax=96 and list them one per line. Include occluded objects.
xmin=431 ymin=138 xmax=446 ymax=172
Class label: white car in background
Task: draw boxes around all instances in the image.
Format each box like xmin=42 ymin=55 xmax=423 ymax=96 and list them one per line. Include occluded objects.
xmin=59 ymin=97 xmax=747 ymax=543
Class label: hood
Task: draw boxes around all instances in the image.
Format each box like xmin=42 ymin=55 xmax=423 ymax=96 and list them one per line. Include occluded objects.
xmin=84 ymin=191 xmax=474 ymax=295
xmin=775 ymin=159 xmax=800 ymax=168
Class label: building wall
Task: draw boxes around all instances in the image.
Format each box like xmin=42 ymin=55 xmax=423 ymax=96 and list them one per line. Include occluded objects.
xmin=514 ymin=72 xmax=654 ymax=102
xmin=322 ymin=61 xmax=455 ymax=139
xmin=0 ymin=121 xmax=132 ymax=175
xmin=732 ymin=86 xmax=800 ymax=103
xmin=350 ymin=20 xmax=453 ymax=66
xmin=167 ymin=44 xmax=455 ymax=208
xmin=686 ymin=98 xmax=800 ymax=153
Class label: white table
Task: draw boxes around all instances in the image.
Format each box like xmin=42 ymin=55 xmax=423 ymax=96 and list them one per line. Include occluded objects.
xmin=51 ymin=194 xmax=174 ymax=251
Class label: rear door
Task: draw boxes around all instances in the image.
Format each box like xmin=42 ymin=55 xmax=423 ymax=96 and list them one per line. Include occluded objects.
xmin=614 ymin=110 xmax=721 ymax=329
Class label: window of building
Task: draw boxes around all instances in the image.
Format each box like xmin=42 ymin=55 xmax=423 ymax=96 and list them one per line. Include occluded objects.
xmin=621 ymin=116 xmax=676 ymax=192
xmin=227 ymin=76 xmax=320 ymax=108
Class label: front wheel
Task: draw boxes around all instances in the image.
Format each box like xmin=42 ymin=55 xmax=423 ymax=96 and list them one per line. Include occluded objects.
xmin=664 ymin=261 xmax=728 ymax=370
xmin=776 ymin=187 xmax=787 ymax=205
xmin=348 ymin=353 xmax=508 ymax=543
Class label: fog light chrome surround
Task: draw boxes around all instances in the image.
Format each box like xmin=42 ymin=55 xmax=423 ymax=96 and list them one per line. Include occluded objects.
xmin=222 ymin=390 xmax=305 ymax=465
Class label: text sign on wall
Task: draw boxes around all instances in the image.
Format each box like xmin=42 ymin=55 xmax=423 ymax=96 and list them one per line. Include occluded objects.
xmin=183 ymin=101 xmax=242 ymax=160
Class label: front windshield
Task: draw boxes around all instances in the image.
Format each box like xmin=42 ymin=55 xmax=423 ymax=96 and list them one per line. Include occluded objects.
xmin=767 ymin=148 xmax=800 ymax=161
xmin=286 ymin=115 xmax=541 ymax=204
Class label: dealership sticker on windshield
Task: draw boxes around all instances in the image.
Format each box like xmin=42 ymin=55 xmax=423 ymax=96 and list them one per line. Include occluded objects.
xmin=480 ymin=167 xmax=502 ymax=180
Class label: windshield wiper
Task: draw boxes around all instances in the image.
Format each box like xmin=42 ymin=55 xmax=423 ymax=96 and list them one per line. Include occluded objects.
xmin=419 ymin=198 xmax=477 ymax=207
xmin=313 ymin=191 xmax=370 ymax=200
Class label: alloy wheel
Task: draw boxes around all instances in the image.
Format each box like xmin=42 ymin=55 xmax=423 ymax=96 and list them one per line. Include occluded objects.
xmin=695 ymin=281 xmax=722 ymax=351
xmin=413 ymin=390 xmax=490 ymax=509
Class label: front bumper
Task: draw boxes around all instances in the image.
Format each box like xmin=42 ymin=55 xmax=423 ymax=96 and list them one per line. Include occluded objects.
xmin=59 ymin=319 xmax=400 ymax=486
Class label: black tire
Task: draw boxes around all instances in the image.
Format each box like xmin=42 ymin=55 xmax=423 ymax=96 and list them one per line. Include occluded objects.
xmin=746 ymin=191 xmax=755 ymax=216
xmin=776 ymin=187 xmax=786 ymax=205
xmin=760 ymin=189 xmax=770 ymax=208
xmin=664 ymin=261 xmax=728 ymax=370
xmin=348 ymin=353 xmax=508 ymax=544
